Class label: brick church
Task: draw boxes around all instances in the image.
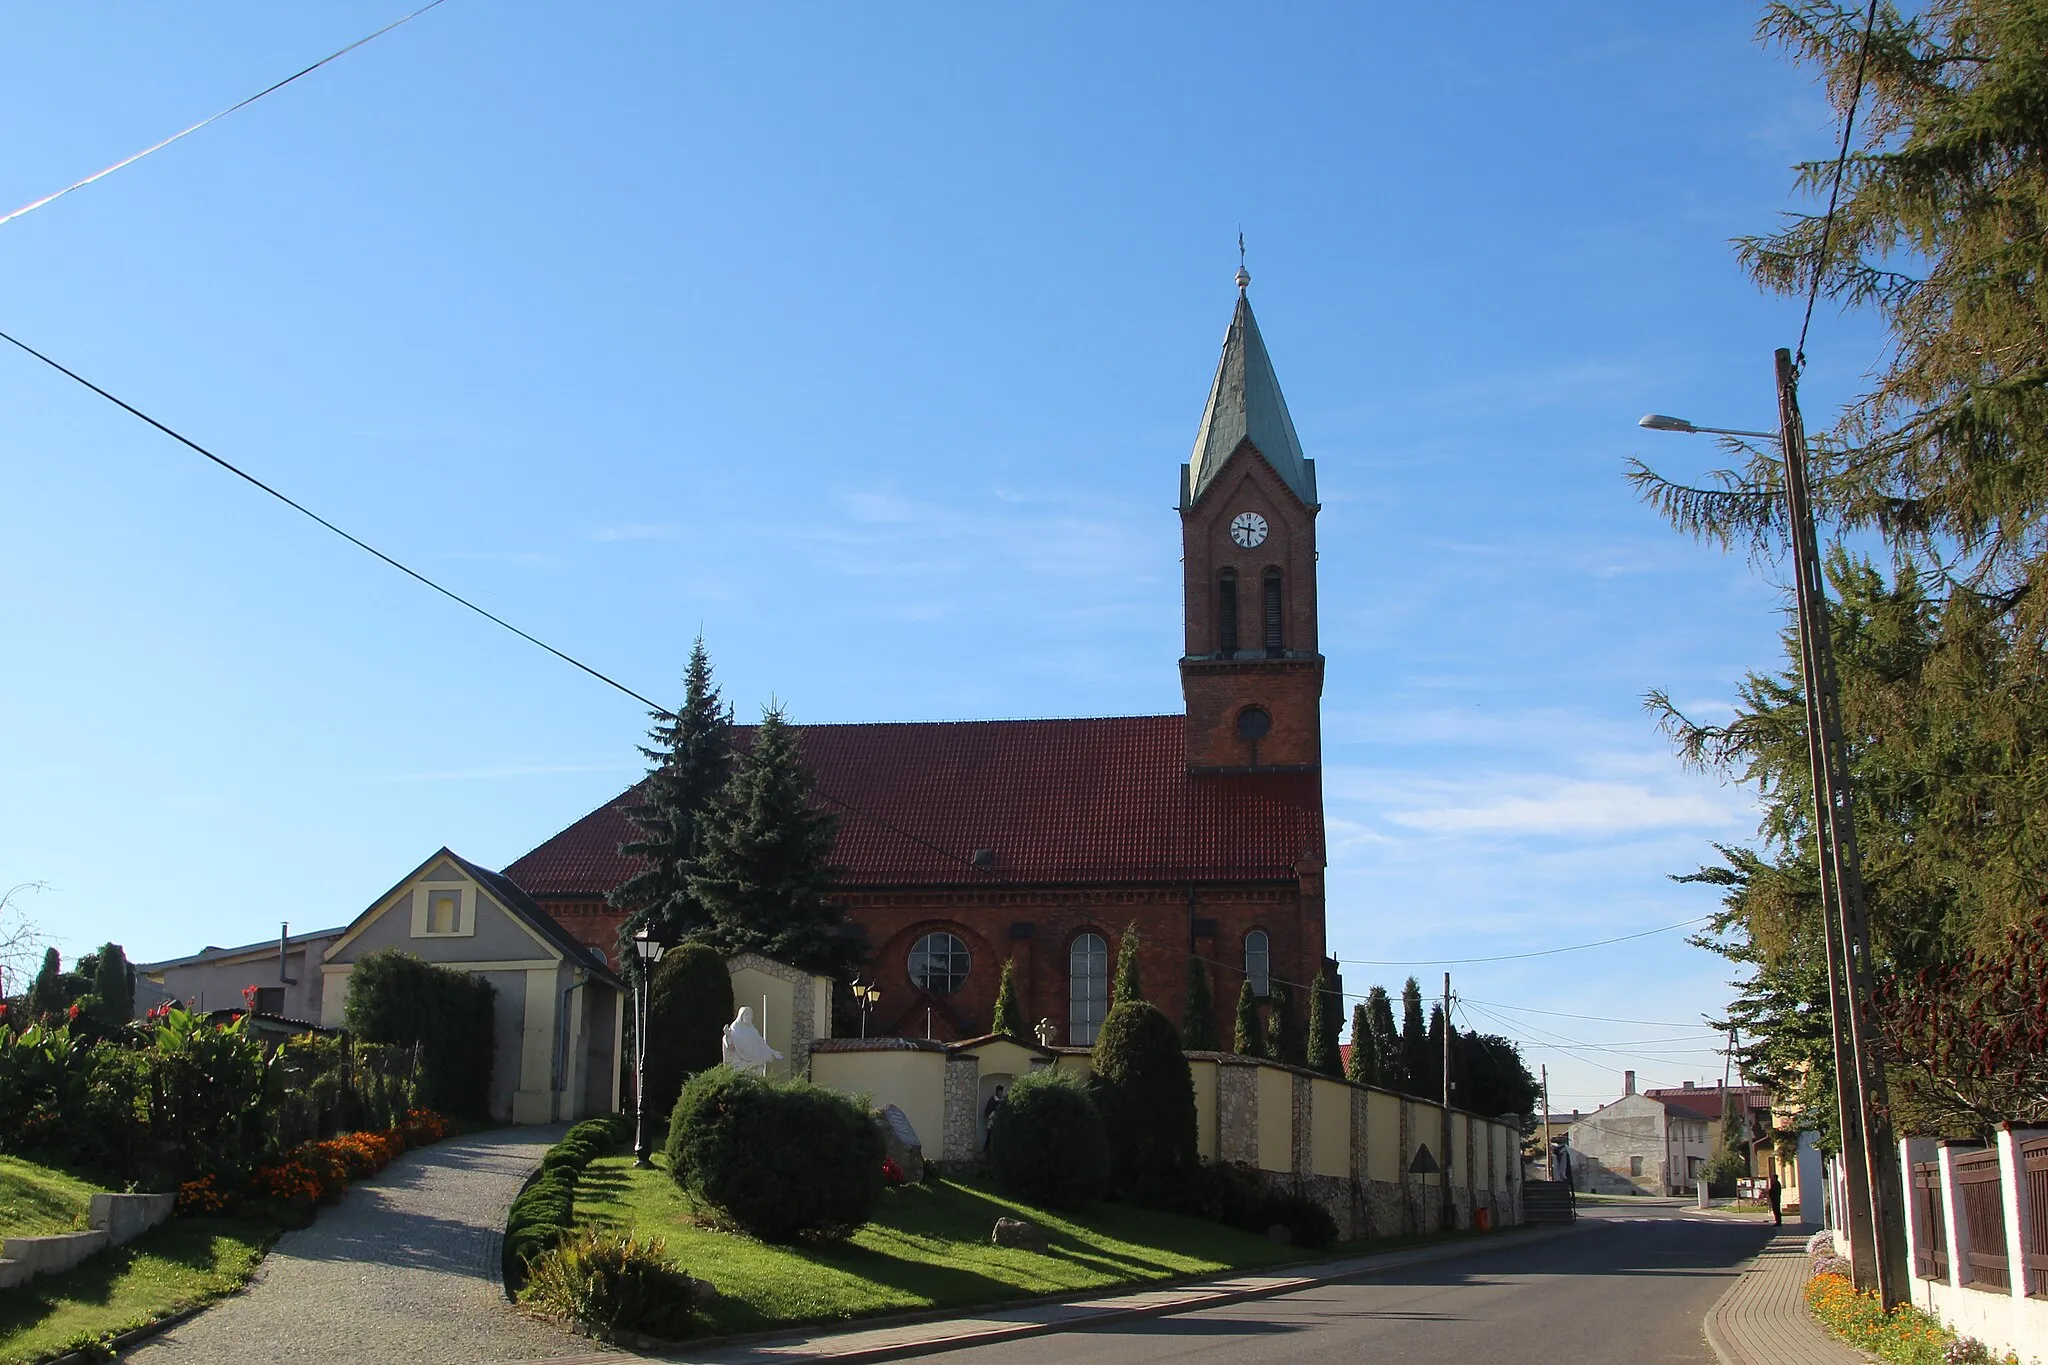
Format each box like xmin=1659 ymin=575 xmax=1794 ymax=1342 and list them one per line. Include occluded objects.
xmin=504 ymin=272 xmax=1332 ymax=1045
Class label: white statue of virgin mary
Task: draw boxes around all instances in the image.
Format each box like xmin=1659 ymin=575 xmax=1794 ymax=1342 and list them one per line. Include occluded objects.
xmin=722 ymin=1006 xmax=784 ymax=1075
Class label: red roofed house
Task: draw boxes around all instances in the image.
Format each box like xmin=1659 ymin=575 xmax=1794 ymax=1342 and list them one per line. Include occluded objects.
xmin=504 ymin=274 xmax=1333 ymax=1046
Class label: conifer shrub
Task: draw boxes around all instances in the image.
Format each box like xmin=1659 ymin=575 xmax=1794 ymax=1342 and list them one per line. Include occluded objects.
xmin=1089 ymin=1000 xmax=1197 ymax=1206
xmin=523 ymin=1227 xmax=699 ymax=1343
xmin=342 ymin=950 xmax=495 ymax=1118
xmin=986 ymin=1069 xmax=1109 ymax=1209
xmin=641 ymin=943 xmax=733 ymax=1136
xmin=665 ymin=1068 xmax=882 ymax=1241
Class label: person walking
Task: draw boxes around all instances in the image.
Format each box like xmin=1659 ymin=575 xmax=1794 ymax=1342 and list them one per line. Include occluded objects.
xmin=1766 ymin=1170 xmax=1783 ymax=1226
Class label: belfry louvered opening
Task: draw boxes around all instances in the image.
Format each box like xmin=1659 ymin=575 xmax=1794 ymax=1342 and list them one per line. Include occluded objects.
xmin=1218 ymin=570 xmax=1239 ymax=655
xmin=1262 ymin=570 xmax=1283 ymax=654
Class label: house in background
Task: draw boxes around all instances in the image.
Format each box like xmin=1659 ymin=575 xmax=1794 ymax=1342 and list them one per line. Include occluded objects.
xmin=136 ymin=924 xmax=348 ymax=1022
xmin=1567 ymin=1073 xmax=1772 ymax=1195
xmin=320 ymin=848 xmax=625 ymax=1124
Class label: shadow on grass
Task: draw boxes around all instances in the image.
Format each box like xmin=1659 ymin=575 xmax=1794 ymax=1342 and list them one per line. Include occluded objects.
xmin=0 ymin=1217 xmax=273 ymax=1350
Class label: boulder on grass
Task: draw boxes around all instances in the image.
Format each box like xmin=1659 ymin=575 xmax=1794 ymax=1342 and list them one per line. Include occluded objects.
xmin=991 ymin=1217 xmax=1048 ymax=1251
xmin=876 ymin=1104 xmax=926 ymax=1183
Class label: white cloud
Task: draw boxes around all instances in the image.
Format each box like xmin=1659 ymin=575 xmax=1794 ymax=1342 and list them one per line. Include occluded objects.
xmin=1385 ymin=779 xmax=1744 ymax=835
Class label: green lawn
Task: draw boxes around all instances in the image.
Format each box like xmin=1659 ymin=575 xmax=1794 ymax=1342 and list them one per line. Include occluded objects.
xmin=570 ymin=1155 xmax=1299 ymax=1335
xmin=0 ymin=1217 xmax=276 ymax=1365
xmin=0 ymin=1157 xmax=105 ymax=1239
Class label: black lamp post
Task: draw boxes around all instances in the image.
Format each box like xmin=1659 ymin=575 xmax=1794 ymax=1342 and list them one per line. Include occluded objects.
xmin=851 ymin=979 xmax=879 ymax=1039
xmin=631 ymin=927 xmax=666 ymax=1167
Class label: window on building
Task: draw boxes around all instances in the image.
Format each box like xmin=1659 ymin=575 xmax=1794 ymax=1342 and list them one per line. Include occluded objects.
xmin=908 ymin=931 xmax=970 ymax=995
xmin=1237 ymin=706 xmax=1271 ymax=741
xmin=1217 ymin=571 xmax=1239 ymax=655
xmin=1069 ymin=932 xmax=1108 ymax=1045
xmin=426 ymin=889 xmax=460 ymax=934
xmin=252 ymin=987 xmax=284 ymax=1015
xmin=1244 ymin=929 xmax=1270 ymax=997
xmin=1630 ymin=1156 xmax=1644 ymax=1178
xmin=1262 ymin=570 xmax=1283 ymax=654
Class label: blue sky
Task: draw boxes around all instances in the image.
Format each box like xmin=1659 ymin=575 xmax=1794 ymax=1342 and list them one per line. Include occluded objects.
xmin=0 ymin=3 xmax=1881 ymax=1108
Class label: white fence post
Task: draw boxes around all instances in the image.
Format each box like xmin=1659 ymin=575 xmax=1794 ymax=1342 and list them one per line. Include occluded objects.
xmin=1935 ymin=1142 xmax=1966 ymax=1291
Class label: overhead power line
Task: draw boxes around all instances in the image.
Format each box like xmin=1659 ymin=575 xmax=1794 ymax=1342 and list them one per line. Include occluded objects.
xmin=4 ymin=325 xmax=1732 ymax=1027
xmin=0 ymin=0 xmax=450 ymax=230
xmin=0 ymin=327 xmax=662 ymax=712
xmin=1794 ymin=0 xmax=1881 ymax=368
xmin=1461 ymin=998 xmax=1711 ymax=1030
xmin=1337 ymin=915 xmax=1712 ymax=966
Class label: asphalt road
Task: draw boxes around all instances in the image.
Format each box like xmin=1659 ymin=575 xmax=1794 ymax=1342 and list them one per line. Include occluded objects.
xmin=924 ymin=1204 xmax=1778 ymax=1365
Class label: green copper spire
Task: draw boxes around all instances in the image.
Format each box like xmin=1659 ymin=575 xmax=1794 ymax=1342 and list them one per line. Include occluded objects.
xmin=1182 ymin=274 xmax=1316 ymax=509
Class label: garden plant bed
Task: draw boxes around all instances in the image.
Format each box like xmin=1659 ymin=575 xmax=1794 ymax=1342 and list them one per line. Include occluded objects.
xmin=0 ymin=1160 xmax=104 ymax=1240
xmin=569 ymin=1154 xmax=1305 ymax=1336
xmin=0 ymin=1215 xmax=276 ymax=1365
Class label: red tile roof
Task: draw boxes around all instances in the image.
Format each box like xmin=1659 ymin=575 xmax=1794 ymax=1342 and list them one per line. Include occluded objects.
xmin=1645 ymin=1085 xmax=1768 ymax=1122
xmin=503 ymin=715 xmax=1323 ymax=899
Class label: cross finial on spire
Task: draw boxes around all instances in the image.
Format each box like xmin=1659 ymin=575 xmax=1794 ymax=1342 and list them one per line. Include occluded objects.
xmin=1236 ymin=232 xmax=1250 ymax=292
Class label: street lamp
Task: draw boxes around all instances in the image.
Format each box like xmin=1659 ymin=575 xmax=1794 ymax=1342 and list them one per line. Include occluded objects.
xmin=1638 ymin=358 xmax=1908 ymax=1304
xmin=851 ymin=979 xmax=879 ymax=1038
xmin=631 ymin=927 xmax=666 ymax=1168
xmin=1637 ymin=413 xmax=1782 ymax=442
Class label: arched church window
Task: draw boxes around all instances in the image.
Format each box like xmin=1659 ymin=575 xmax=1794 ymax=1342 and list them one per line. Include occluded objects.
xmin=908 ymin=931 xmax=970 ymax=995
xmin=1244 ymin=929 xmax=1270 ymax=997
xmin=1262 ymin=570 xmax=1284 ymax=655
xmin=1217 ymin=570 xmax=1239 ymax=656
xmin=1069 ymin=932 xmax=1109 ymax=1045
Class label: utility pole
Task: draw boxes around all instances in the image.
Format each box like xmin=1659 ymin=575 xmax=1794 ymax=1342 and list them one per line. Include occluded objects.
xmin=1440 ymin=971 xmax=1455 ymax=1230
xmin=1773 ymin=347 xmax=1909 ymax=1306
xmin=1541 ymin=1064 xmax=1552 ymax=1180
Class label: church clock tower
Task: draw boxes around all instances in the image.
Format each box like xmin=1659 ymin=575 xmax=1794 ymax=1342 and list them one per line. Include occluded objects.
xmin=1179 ymin=269 xmax=1323 ymax=773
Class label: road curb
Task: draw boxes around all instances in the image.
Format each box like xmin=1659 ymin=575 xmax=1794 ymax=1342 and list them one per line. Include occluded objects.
xmin=530 ymin=1221 xmax=1585 ymax=1365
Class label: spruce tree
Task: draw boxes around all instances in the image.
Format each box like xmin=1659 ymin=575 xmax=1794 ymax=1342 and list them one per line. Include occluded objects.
xmin=993 ymin=957 xmax=1025 ymax=1038
xmin=1366 ymin=985 xmax=1401 ymax=1092
xmin=1624 ymin=1 xmax=2048 ymax=1140
xmin=611 ymin=638 xmax=733 ymax=944
xmin=690 ymin=705 xmax=853 ymax=977
xmin=1233 ymin=980 xmax=1267 ymax=1058
xmin=1111 ymin=922 xmax=1142 ymax=1007
xmin=1305 ymin=970 xmax=1342 ymax=1076
xmin=1346 ymin=1002 xmax=1375 ymax=1085
xmin=1180 ymin=956 xmax=1219 ymax=1052
xmin=1398 ymin=977 xmax=1430 ymax=1098
xmin=1270 ymin=979 xmax=1306 ymax=1068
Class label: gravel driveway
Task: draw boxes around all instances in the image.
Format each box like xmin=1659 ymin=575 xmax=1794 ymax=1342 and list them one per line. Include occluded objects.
xmin=127 ymin=1125 xmax=587 ymax=1365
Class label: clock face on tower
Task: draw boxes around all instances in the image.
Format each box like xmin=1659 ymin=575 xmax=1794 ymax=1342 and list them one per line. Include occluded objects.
xmin=1229 ymin=511 xmax=1269 ymax=548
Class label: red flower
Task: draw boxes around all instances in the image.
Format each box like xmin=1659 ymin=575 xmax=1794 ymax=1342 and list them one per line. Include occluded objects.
xmin=882 ymin=1157 xmax=905 ymax=1185
xmin=66 ymin=1002 xmax=81 ymax=1021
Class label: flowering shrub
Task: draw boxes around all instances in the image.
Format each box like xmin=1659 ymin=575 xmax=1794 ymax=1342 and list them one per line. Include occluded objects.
xmin=176 ymin=1174 xmax=229 ymax=1215
xmin=401 ymin=1107 xmax=452 ymax=1145
xmin=882 ymin=1157 xmax=905 ymax=1185
xmin=1805 ymin=1272 xmax=2021 ymax=1365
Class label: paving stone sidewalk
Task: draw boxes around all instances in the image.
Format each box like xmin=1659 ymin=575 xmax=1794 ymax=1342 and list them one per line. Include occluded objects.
xmin=1705 ymin=1227 xmax=1871 ymax=1365
xmin=505 ymin=1223 xmax=1581 ymax=1365
xmin=127 ymin=1125 xmax=585 ymax=1365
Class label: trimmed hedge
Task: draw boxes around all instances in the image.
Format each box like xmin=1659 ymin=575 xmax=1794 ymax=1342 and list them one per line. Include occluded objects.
xmin=1089 ymin=1000 xmax=1198 ymax=1206
xmin=664 ymin=1068 xmax=881 ymax=1241
xmin=342 ymin=950 xmax=496 ymax=1118
xmin=987 ymin=1069 xmax=1109 ymax=1209
xmin=505 ymin=1113 xmax=630 ymax=1276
